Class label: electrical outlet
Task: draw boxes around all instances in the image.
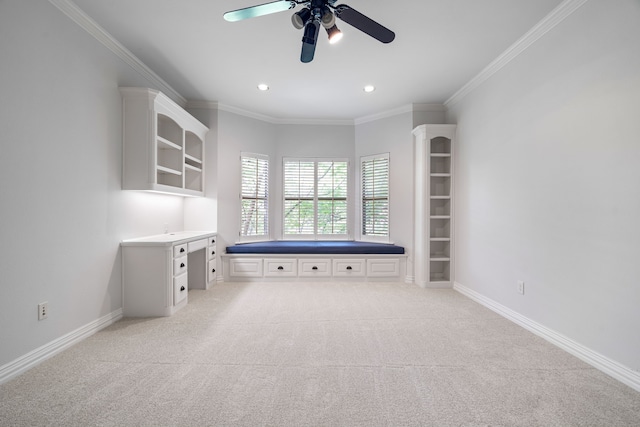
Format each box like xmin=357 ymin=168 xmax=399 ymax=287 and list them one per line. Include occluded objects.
xmin=517 ymin=281 xmax=525 ymax=295
xmin=38 ymin=302 xmax=48 ymax=320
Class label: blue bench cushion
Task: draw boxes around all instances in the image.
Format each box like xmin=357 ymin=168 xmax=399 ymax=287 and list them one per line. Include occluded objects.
xmin=225 ymin=240 xmax=405 ymax=255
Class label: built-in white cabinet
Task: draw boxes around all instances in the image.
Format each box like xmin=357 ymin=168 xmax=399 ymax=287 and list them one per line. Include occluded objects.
xmin=222 ymin=254 xmax=404 ymax=281
xmin=122 ymin=231 xmax=217 ymax=317
xmin=413 ymin=124 xmax=456 ymax=288
xmin=120 ymin=87 xmax=208 ymax=197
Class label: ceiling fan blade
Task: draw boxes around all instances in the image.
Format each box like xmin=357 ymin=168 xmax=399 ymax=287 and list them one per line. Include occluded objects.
xmin=300 ymin=20 xmax=320 ymax=63
xmin=224 ymin=0 xmax=297 ymax=22
xmin=334 ymin=4 xmax=395 ymax=43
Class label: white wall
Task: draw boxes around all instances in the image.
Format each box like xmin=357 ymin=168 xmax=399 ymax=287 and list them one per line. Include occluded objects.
xmin=355 ymin=113 xmax=414 ymax=257
xmin=216 ymin=111 xmax=277 ymax=248
xmin=447 ymin=0 xmax=640 ymax=372
xmin=0 ymin=0 xmax=186 ymax=368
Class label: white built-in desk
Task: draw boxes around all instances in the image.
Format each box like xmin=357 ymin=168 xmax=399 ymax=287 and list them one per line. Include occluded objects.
xmin=121 ymin=231 xmax=217 ymax=317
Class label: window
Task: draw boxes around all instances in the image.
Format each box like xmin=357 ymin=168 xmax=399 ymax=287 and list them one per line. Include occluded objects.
xmin=283 ymin=158 xmax=348 ymax=239
xmin=240 ymin=153 xmax=269 ymax=239
xmin=361 ymin=153 xmax=389 ymax=240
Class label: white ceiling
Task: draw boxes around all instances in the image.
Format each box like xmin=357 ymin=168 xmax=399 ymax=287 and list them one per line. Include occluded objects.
xmin=71 ymin=0 xmax=564 ymax=121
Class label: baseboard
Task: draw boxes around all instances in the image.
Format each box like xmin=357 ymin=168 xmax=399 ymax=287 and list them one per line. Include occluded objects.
xmin=453 ymin=282 xmax=640 ymax=393
xmin=0 ymin=308 xmax=123 ymax=385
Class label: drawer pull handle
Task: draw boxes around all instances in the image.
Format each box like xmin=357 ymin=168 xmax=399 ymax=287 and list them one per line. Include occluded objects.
xmin=211 ymin=268 xmax=216 ymax=273
xmin=312 ymin=266 xmax=318 ymax=270
xmin=180 ymin=286 xmax=185 ymax=292
xmin=211 ymin=250 xmax=215 ymax=255
xmin=180 ymin=263 xmax=185 ymax=268
xmin=211 ymin=239 xmax=215 ymax=244
xmin=180 ymin=248 xmax=185 ymax=253
xmin=346 ymin=266 xmax=352 ymax=270
xmin=277 ymin=266 xmax=284 ymax=270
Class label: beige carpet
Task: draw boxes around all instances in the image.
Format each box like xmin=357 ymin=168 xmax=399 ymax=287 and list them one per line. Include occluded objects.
xmin=1 ymin=281 xmax=639 ymax=426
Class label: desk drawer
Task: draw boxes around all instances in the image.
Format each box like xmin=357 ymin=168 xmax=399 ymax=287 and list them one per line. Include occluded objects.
xmin=208 ymin=260 xmax=217 ymax=282
xmin=174 ymin=273 xmax=188 ymax=305
xmin=173 ymin=244 xmax=187 ymax=258
xmin=173 ymin=256 xmax=188 ymax=276
xmin=208 ymin=246 xmax=217 ymax=260
xmin=188 ymin=238 xmax=207 ymax=253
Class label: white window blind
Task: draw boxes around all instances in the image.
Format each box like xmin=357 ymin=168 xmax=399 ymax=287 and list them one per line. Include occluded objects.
xmin=283 ymin=158 xmax=348 ymax=238
xmin=241 ymin=153 xmax=269 ymax=238
xmin=361 ymin=153 xmax=389 ymax=238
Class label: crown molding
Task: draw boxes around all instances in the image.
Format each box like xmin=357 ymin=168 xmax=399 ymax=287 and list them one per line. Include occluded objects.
xmin=445 ymin=0 xmax=589 ymax=108
xmin=48 ymin=0 xmax=186 ymax=106
xmin=354 ymin=104 xmax=414 ymax=125
xmin=214 ymin=103 xmax=354 ymax=126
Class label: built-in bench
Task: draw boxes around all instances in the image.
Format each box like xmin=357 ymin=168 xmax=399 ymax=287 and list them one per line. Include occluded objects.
xmin=222 ymin=240 xmax=407 ymax=281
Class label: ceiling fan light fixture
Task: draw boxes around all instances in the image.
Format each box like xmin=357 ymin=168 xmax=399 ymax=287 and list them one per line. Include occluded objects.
xmin=320 ymin=9 xmax=336 ymax=28
xmin=291 ymin=8 xmax=311 ymax=30
xmin=326 ymin=25 xmax=343 ymax=44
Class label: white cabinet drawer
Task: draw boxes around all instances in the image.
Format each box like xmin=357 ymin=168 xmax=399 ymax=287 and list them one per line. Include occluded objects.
xmin=173 ymin=244 xmax=187 ymax=258
xmin=208 ymin=236 xmax=217 ymax=246
xmin=208 ymin=260 xmax=217 ymax=282
xmin=264 ymin=259 xmax=297 ymax=277
xmin=333 ymin=259 xmax=366 ymax=276
xmin=229 ymin=258 xmax=263 ymax=277
xmin=208 ymin=246 xmax=217 ymax=260
xmin=174 ymin=273 xmax=188 ymax=305
xmin=298 ymin=259 xmax=331 ymax=277
xmin=367 ymin=258 xmax=400 ymax=277
xmin=188 ymin=238 xmax=207 ymax=253
xmin=173 ymin=256 xmax=188 ymax=276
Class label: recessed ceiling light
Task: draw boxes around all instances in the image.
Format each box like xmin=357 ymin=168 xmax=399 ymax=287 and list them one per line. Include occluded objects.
xmin=257 ymin=83 xmax=269 ymax=91
xmin=363 ymin=85 xmax=375 ymax=93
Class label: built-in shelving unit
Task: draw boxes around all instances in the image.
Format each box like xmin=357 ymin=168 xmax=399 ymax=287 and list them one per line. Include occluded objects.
xmin=413 ymin=124 xmax=456 ymax=288
xmin=120 ymin=87 xmax=208 ymax=197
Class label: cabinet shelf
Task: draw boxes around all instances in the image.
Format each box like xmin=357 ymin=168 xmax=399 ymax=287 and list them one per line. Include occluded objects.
xmin=184 ymin=154 xmax=202 ymax=164
xmin=185 ymin=163 xmax=202 ymax=173
xmin=157 ymin=165 xmax=182 ymax=176
xmin=157 ymin=136 xmax=182 ymax=151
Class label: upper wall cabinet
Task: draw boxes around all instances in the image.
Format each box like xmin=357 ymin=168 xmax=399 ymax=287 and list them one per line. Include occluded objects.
xmin=120 ymin=87 xmax=209 ymax=197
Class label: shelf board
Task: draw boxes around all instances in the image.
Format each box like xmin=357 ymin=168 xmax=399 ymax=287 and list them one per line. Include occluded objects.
xmin=430 ymin=215 xmax=451 ymax=219
xmin=430 ymin=255 xmax=450 ymax=261
xmin=157 ymin=165 xmax=182 ymax=176
xmin=431 ymin=153 xmax=451 ymax=157
xmin=157 ymin=136 xmax=182 ymax=151
xmin=430 ymin=237 xmax=451 ymax=242
xmin=185 ymin=163 xmax=202 ymax=173
xmin=430 ymin=195 xmax=451 ymax=200
xmin=431 ymin=173 xmax=451 ymax=177
xmin=184 ymin=154 xmax=202 ymax=164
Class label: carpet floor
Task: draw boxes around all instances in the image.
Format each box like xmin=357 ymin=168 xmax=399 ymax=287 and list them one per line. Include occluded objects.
xmin=1 ymin=281 xmax=639 ymax=426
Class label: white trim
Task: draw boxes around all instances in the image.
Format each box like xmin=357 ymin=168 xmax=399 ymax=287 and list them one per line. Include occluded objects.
xmin=454 ymin=282 xmax=640 ymax=393
xmin=354 ymin=104 xmax=413 ymax=125
xmin=216 ymin=103 xmax=354 ymax=126
xmin=444 ymin=0 xmax=589 ymax=108
xmin=0 ymin=309 xmax=123 ymax=385
xmin=48 ymin=0 xmax=186 ymax=106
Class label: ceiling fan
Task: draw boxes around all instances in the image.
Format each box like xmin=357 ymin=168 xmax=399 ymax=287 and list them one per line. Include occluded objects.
xmin=223 ymin=0 xmax=395 ymax=63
